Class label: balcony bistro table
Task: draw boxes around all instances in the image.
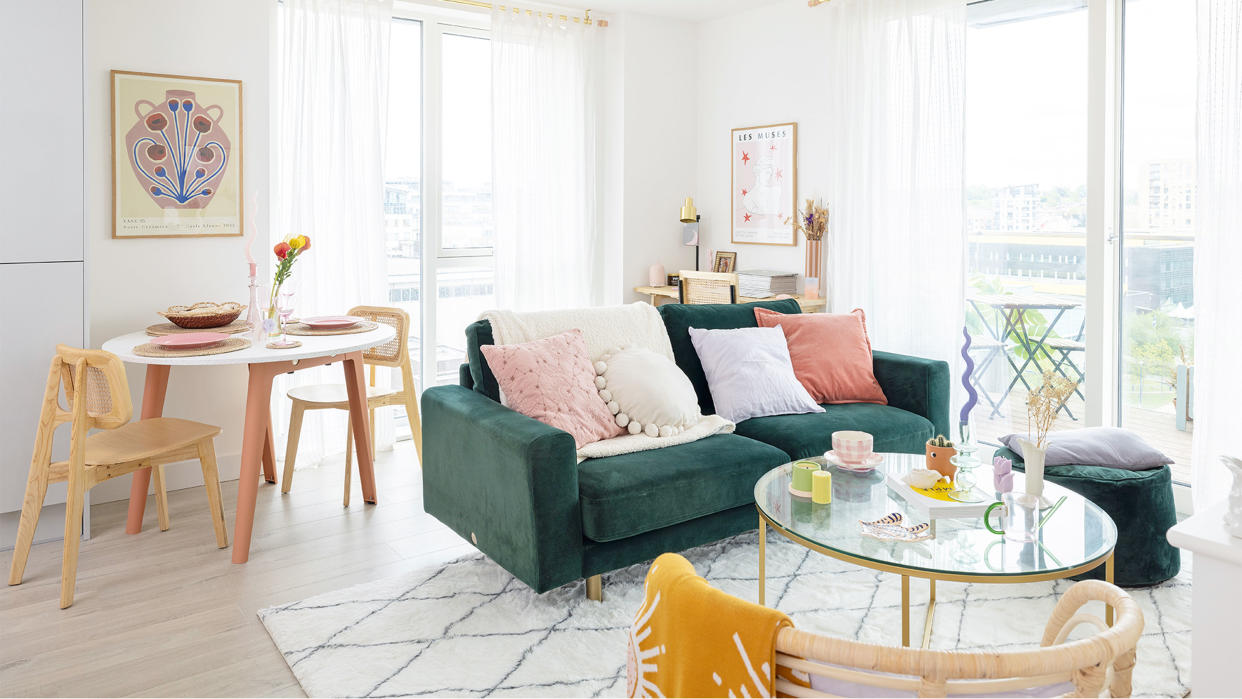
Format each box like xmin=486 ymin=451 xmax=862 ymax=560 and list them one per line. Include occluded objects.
xmin=101 ymin=323 xmax=396 ymax=563
xmin=967 ymin=293 xmax=1082 ymax=418
xmin=754 ymin=454 xmax=1117 ymax=648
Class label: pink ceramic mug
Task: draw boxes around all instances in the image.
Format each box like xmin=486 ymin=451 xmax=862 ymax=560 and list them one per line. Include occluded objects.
xmin=832 ymin=431 xmax=874 ymax=464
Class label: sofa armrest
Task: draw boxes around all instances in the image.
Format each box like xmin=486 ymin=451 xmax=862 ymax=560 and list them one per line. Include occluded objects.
xmin=421 ymin=385 xmax=583 ymax=592
xmin=872 ymin=350 xmax=950 ymax=438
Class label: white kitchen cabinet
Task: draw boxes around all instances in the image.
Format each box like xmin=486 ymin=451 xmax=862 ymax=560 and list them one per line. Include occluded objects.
xmin=0 ymin=0 xmax=85 ymax=264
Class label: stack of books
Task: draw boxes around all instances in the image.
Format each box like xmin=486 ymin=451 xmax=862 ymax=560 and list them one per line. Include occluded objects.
xmin=737 ymin=270 xmax=799 ymax=298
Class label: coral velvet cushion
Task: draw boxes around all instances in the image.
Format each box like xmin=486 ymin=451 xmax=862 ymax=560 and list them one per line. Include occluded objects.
xmin=480 ymin=329 xmax=622 ymax=448
xmin=753 ymin=307 xmax=887 ymax=405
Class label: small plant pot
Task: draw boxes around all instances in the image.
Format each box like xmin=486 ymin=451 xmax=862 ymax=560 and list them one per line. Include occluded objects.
xmin=926 ymin=441 xmax=958 ymax=479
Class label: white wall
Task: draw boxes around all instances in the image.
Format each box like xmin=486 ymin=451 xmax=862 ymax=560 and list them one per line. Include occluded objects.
xmin=85 ymin=0 xmax=271 ymax=502
xmin=610 ymin=12 xmax=699 ymax=301
xmin=695 ymin=0 xmax=831 ymax=277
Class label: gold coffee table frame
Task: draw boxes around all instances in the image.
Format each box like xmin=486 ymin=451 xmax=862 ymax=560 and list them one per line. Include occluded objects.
xmin=757 ymin=510 xmax=1115 ymax=649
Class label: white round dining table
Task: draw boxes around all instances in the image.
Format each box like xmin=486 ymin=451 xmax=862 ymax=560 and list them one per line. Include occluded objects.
xmin=101 ymin=324 xmax=396 ymax=563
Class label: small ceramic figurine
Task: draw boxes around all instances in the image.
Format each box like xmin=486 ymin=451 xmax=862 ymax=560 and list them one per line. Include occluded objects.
xmin=1223 ymin=455 xmax=1242 ymax=539
xmin=903 ymin=468 xmax=947 ymax=490
xmin=993 ymin=456 xmax=1014 ymax=494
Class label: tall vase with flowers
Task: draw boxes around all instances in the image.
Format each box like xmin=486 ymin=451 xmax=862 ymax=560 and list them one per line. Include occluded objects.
xmin=1021 ymin=371 xmax=1078 ymax=498
xmin=790 ymin=198 xmax=828 ymax=299
xmin=265 ymin=235 xmax=311 ymax=344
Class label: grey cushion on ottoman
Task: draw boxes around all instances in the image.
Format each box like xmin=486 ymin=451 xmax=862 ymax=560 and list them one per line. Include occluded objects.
xmin=994 ymin=446 xmax=1180 ymax=587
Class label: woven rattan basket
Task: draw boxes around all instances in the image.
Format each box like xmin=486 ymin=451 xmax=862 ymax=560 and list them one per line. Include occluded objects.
xmin=157 ymin=302 xmax=246 ymax=329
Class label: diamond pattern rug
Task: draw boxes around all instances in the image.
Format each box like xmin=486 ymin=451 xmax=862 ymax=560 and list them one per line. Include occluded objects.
xmin=259 ymin=530 xmax=1190 ymax=697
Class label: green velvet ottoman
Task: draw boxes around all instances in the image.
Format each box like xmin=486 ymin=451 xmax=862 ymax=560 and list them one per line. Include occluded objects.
xmin=994 ymin=446 xmax=1180 ymax=587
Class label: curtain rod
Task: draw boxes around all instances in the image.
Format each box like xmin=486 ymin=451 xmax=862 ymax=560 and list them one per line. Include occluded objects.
xmin=807 ymin=0 xmax=832 ymax=6
xmin=437 ymin=0 xmax=608 ymax=27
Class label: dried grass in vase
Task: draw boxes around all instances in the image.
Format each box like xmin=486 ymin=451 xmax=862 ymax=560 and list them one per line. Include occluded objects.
xmin=1026 ymin=371 xmax=1078 ymax=449
xmin=790 ymin=198 xmax=829 ymax=242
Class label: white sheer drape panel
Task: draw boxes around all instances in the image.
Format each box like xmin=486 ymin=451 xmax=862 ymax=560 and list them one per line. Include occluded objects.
xmin=492 ymin=9 xmax=604 ymax=311
xmin=1191 ymin=0 xmax=1242 ymax=506
xmin=824 ymin=0 xmax=967 ymax=413
xmin=272 ymin=0 xmax=394 ymax=467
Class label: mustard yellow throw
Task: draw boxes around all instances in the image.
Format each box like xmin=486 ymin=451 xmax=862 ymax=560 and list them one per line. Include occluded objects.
xmin=627 ymin=553 xmax=794 ymax=698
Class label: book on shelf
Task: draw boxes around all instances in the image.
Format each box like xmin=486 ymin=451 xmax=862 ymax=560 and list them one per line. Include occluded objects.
xmin=737 ymin=269 xmax=799 ymax=298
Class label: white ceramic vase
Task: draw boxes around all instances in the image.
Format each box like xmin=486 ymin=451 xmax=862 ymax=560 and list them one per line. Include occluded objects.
xmin=1019 ymin=438 xmax=1045 ymax=499
xmin=1223 ymin=455 xmax=1242 ymax=539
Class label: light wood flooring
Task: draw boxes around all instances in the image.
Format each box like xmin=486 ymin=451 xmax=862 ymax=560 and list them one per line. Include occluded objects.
xmin=0 ymin=441 xmax=473 ymax=697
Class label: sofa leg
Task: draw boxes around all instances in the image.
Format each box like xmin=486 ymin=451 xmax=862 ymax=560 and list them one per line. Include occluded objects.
xmin=585 ymin=575 xmax=603 ymax=602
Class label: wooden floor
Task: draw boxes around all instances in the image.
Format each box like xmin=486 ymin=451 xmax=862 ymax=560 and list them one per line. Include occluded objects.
xmin=0 ymin=442 xmax=473 ymax=698
xmin=973 ymin=393 xmax=1193 ymax=483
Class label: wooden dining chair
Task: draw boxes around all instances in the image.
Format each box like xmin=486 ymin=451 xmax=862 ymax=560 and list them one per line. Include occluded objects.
xmin=678 ymin=270 xmax=739 ymax=304
xmin=280 ymin=305 xmax=422 ymax=506
xmin=8 ymin=346 xmax=228 ymax=608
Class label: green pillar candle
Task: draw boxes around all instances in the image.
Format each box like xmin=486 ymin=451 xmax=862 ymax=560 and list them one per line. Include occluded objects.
xmin=792 ymin=461 xmax=819 ymax=492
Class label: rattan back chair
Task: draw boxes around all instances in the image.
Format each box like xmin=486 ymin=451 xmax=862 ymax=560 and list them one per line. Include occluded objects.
xmin=678 ymin=270 xmax=739 ymax=304
xmin=281 ymin=305 xmax=422 ymax=506
xmin=772 ymin=578 xmax=1142 ymax=697
xmin=8 ymin=346 xmax=228 ymax=608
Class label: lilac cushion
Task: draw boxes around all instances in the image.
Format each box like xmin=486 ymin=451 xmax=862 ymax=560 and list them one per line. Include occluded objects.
xmin=999 ymin=427 xmax=1172 ymax=470
xmin=688 ymin=325 xmax=824 ymax=423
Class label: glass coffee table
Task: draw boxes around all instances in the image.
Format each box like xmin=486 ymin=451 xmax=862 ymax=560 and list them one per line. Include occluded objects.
xmin=754 ymin=453 xmax=1117 ymax=648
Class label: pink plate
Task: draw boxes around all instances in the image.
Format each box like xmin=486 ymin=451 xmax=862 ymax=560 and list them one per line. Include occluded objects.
xmin=824 ymin=450 xmax=884 ymax=473
xmin=301 ymin=315 xmax=361 ymax=330
xmin=150 ymin=332 xmax=230 ymax=350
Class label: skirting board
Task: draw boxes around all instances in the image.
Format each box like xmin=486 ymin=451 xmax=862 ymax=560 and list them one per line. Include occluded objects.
xmin=0 ymin=495 xmax=90 ymax=550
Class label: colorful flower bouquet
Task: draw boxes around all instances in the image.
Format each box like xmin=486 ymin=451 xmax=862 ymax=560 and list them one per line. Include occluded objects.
xmin=265 ymin=235 xmax=310 ymax=338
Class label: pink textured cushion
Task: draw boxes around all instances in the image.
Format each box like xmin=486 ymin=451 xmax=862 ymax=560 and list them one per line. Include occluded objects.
xmin=754 ymin=307 xmax=887 ymax=405
xmin=481 ymin=330 xmax=623 ymax=448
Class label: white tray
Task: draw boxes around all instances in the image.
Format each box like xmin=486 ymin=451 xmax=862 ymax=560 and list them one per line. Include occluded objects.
xmin=884 ymin=473 xmax=991 ymax=520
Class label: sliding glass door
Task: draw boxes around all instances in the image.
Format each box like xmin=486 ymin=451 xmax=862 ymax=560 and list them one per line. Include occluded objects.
xmin=384 ymin=9 xmax=493 ymax=409
xmin=964 ymin=2 xmax=1090 ymax=439
xmin=964 ymin=0 xmax=1196 ymax=486
xmin=1119 ymin=0 xmax=1196 ymax=483
xmin=383 ymin=9 xmax=493 ymax=438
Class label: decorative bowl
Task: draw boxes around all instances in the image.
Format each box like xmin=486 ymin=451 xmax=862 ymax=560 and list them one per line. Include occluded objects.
xmin=158 ymin=302 xmax=245 ymax=329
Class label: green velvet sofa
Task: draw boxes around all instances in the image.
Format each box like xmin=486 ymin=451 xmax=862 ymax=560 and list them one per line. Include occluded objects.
xmin=421 ymin=299 xmax=950 ymax=595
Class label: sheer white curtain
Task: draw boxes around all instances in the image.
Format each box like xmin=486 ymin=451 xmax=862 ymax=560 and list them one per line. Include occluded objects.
xmin=823 ymin=0 xmax=967 ymax=415
xmin=1191 ymin=0 xmax=1241 ymax=506
xmin=491 ymin=8 xmax=604 ymax=311
xmin=272 ymin=0 xmax=393 ymax=467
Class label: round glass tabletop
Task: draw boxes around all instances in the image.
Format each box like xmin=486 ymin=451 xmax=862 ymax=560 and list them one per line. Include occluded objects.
xmin=754 ymin=453 xmax=1117 ymax=580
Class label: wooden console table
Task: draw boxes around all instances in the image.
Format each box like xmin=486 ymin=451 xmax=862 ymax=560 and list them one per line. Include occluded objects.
xmin=634 ymin=285 xmax=827 ymax=312
xmin=1167 ymin=500 xmax=1242 ymax=697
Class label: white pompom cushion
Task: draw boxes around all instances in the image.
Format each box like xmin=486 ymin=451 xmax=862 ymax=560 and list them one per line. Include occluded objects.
xmin=593 ymin=346 xmax=701 ymax=438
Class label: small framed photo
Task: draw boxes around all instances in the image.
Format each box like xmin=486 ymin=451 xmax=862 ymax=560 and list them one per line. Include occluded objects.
xmin=713 ymin=251 xmax=737 ymax=273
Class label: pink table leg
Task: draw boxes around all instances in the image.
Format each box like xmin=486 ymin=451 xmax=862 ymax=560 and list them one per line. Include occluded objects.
xmin=262 ymin=419 xmax=277 ymax=484
xmin=343 ymin=351 xmax=377 ymax=504
xmin=232 ymin=363 xmax=279 ymax=564
xmin=126 ymin=364 xmax=171 ymax=534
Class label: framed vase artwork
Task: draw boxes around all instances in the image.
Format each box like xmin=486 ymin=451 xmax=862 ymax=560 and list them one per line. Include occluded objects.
xmin=731 ymin=122 xmax=796 ymax=246
xmin=111 ymin=70 xmax=243 ymax=239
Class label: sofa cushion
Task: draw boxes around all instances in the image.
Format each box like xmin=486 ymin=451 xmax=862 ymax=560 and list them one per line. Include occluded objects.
xmin=735 ymin=403 xmax=935 ymax=460
xmin=577 ymin=433 xmax=790 ymax=542
xmin=657 ymin=299 xmax=803 ymax=414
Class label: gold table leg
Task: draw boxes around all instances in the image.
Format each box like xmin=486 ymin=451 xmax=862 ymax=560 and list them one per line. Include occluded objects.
xmin=922 ymin=578 xmax=937 ymax=649
xmin=759 ymin=517 xmax=766 ymax=606
xmin=901 ymin=575 xmax=910 ymax=647
xmin=1105 ymin=553 xmax=1115 ymax=626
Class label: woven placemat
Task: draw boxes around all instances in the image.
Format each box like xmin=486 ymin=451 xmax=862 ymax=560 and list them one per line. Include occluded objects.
xmin=284 ymin=320 xmax=379 ymax=336
xmin=132 ymin=337 xmax=251 ymax=358
xmin=146 ymin=321 xmax=251 ymax=336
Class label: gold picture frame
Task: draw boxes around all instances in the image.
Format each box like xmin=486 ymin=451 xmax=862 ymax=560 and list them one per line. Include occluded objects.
xmin=111 ymin=70 xmax=243 ymax=239
xmin=713 ymin=250 xmax=737 ymax=273
xmin=731 ymin=122 xmax=797 ymax=246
